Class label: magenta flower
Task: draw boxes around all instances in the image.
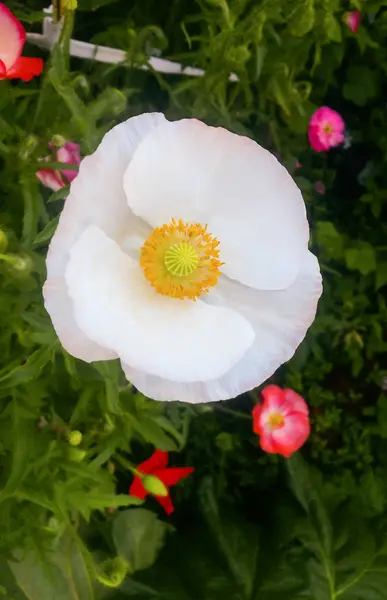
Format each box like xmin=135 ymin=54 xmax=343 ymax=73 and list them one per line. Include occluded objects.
xmin=252 ymin=385 xmax=310 ymax=457
xmin=343 ymin=11 xmax=360 ymax=33
xmin=37 ymin=141 xmax=81 ymax=191
xmin=308 ymin=107 xmax=345 ymax=152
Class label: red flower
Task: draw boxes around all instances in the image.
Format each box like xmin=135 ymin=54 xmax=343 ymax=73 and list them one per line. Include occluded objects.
xmin=252 ymin=385 xmax=310 ymax=458
xmin=129 ymin=450 xmax=194 ymax=515
xmin=0 ymin=2 xmax=43 ymax=82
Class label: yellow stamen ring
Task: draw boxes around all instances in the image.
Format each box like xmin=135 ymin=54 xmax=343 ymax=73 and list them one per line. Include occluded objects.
xmin=140 ymin=219 xmax=223 ymax=300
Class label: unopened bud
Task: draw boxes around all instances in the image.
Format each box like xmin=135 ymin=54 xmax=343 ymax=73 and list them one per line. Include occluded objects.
xmin=96 ymin=557 xmax=129 ymax=588
xmin=11 ymin=254 xmax=33 ymax=273
xmin=67 ymin=430 xmax=82 ymax=446
xmin=52 ymin=134 xmax=66 ymax=148
xmin=142 ymin=475 xmax=168 ymax=497
xmin=67 ymin=447 xmax=86 ymax=462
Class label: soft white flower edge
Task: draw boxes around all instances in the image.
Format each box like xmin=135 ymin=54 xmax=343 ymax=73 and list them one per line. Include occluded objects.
xmin=122 ymin=250 xmax=322 ymax=403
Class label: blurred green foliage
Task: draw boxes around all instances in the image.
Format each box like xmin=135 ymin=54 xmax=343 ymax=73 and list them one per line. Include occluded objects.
xmin=1 ymin=0 xmax=387 ymax=598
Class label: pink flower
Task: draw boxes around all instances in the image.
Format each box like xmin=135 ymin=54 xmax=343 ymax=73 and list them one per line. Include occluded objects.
xmin=252 ymin=384 xmax=310 ymax=457
xmin=308 ymin=107 xmax=345 ymax=152
xmin=343 ymin=11 xmax=360 ymax=33
xmin=0 ymin=2 xmax=43 ymax=82
xmin=36 ymin=141 xmax=81 ymax=191
xmin=314 ymin=180 xmax=325 ymax=195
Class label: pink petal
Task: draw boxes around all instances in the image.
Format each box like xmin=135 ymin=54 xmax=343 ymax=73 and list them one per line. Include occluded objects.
xmin=271 ymin=413 xmax=310 ymax=457
xmin=261 ymin=385 xmax=286 ymax=412
xmin=36 ymin=169 xmax=65 ymax=191
xmin=259 ymin=429 xmax=278 ymax=454
xmin=0 ymin=2 xmax=25 ymax=70
xmin=6 ymin=56 xmax=43 ymax=81
xmin=344 ymin=11 xmax=360 ymax=33
xmin=282 ymin=389 xmax=309 ymax=417
xmin=308 ymin=126 xmax=329 ymax=152
xmin=57 ymin=142 xmax=81 ymax=183
xmin=308 ymin=107 xmax=345 ymax=152
xmin=329 ymin=131 xmax=345 ymax=148
xmin=252 ymin=403 xmax=263 ymax=435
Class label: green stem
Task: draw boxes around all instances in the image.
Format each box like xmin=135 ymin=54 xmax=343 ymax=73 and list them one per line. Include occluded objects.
xmin=215 ymin=407 xmax=252 ymax=420
xmin=114 ymin=453 xmax=140 ymax=476
xmin=0 ymin=253 xmax=21 ymax=266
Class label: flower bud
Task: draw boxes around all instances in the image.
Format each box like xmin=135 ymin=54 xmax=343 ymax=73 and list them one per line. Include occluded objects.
xmin=67 ymin=430 xmax=82 ymax=446
xmin=142 ymin=475 xmax=169 ymax=497
xmin=11 ymin=254 xmax=33 ymax=274
xmin=51 ymin=134 xmax=67 ymax=148
xmin=96 ymin=557 xmax=130 ymax=588
xmin=67 ymin=447 xmax=86 ymax=462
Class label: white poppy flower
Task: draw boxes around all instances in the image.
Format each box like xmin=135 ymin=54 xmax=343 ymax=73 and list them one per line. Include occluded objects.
xmin=44 ymin=113 xmax=322 ymax=403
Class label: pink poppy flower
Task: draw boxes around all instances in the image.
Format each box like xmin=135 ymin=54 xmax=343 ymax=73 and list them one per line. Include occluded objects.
xmin=252 ymin=384 xmax=310 ymax=457
xmin=0 ymin=2 xmax=43 ymax=82
xmin=343 ymin=11 xmax=360 ymax=33
xmin=308 ymin=107 xmax=345 ymax=152
xmin=37 ymin=141 xmax=81 ymax=191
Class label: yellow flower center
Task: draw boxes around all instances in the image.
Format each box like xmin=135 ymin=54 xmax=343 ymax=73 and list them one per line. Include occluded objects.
xmin=267 ymin=413 xmax=285 ymax=429
xmin=164 ymin=242 xmax=199 ymax=277
xmin=323 ymin=123 xmax=333 ymax=134
xmin=140 ymin=219 xmax=223 ymax=300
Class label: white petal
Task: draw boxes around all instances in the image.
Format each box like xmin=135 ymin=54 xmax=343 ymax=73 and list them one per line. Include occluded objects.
xmin=65 ymin=225 xmax=255 ymax=382
xmin=124 ymin=118 xmax=309 ymax=290
xmin=121 ymin=251 xmax=322 ymax=403
xmin=44 ymin=113 xmax=166 ymax=362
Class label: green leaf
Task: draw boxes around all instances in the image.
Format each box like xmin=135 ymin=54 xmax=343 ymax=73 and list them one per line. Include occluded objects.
xmin=88 ymin=88 xmax=127 ymax=121
xmin=0 ymin=343 xmax=57 ymax=390
xmin=112 ymin=509 xmax=168 ymax=573
xmin=286 ymin=454 xmax=335 ymax=599
xmin=324 ymin=13 xmax=342 ymax=42
xmin=345 ymin=246 xmax=376 ymax=275
xmin=316 ymin=221 xmax=345 ymax=260
xmin=33 ymin=216 xmax=60 ymax=248
xmin=119 ymin=579 xmax=162 ymax=597
xmin=8 ymin=535 xmax=95 ymax=600
xmin=198 ymin=477 xmax=259 ymax=598
xmin=343 ymin=66 xmax=379 ymax=106
xmin=288 ymin=0 xmax=315 ymax=37
xmin=376 ymin=261 xmax=387 ymax=290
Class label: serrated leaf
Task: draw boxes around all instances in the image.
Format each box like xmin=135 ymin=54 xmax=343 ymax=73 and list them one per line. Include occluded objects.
xmin=0 ymin=343 xmax=57 ymax=390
